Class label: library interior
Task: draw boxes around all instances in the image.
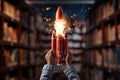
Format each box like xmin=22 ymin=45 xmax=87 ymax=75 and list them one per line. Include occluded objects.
xmin=0 ymin=0 xmax=120 ymax=80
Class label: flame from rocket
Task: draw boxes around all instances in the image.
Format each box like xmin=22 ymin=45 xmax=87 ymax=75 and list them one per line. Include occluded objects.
xmin=54 ymin=6 xmax=66 ymax=36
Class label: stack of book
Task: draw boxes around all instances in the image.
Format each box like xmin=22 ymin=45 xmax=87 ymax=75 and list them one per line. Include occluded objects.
xmin=3 ymin=1 xmax=20 ymax=21
xmin=3 ymin=22 xmax=18 ymax=43
xmin=3 ymin=49 xmax=19 ymax=67
xmin=20 ymin=32 xmax=28 ymax=46
xmin=93 ymin=29 xmax=102 ymax=45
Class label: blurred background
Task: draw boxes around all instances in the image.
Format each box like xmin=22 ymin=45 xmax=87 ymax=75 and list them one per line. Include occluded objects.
xmin=0 ymin=0 xmax=120 ymax=80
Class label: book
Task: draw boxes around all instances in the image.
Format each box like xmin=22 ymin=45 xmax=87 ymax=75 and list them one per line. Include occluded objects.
xmin=14 ymin=9 xmax=20 ymax=21
xmin=102 ymin=2 xmax=115 ymax=20
xmin=30 ymin=16 xmax=35 ymax=30
xmin=19 ymin=49 xmax=24 ymax=65
xmin=3 ymin=1 xmax=15 ymax=19
xmin=30 ymin=33 xmax=36 ymax=47
xmin=20 ymin=32 xmax=28 ymax=46
xmin=3 ymin=49 xmax=19 ymax=67
xmin=36 ymin=15 xmax=43 ymax=30
xmin=117 ymin=24 xmax=120 ymax=40
xmin=30 ymin=51 xmax=35 ymax=64
xmin=19 ymin=49 xmax=28 ymax=65
xmin=107 ymin=48 xmax=114 ymax=69
xmin=0 ymin=0 xmax=1 ymax=11
xmin=91 ymin=51 xmax=95 ymax=64
xmin=21 ymin=11 xmax=29 ymax=28
xmin=95 ymin=50 xmax=103 ymax=66
xmin=102 ymin=49 xmax=108 ymax=67
xmin=93 ymin=29 xmax=102 ymax=45
xmin=94 ymin=69 xmax=103 ymax=80
xmin=107 ymin=24 xmax=116 ymax=42
xmin=116 ymin=46 xmax=120 ymax=71
xmin=3 ymin=22 xmax=18 ymax=43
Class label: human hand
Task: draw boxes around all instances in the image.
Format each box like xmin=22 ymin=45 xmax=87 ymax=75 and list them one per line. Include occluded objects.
xmin=45 ymin=49 xmax=55 ymax=65
xmin=65 ymin=51 xmax=72 ymax=68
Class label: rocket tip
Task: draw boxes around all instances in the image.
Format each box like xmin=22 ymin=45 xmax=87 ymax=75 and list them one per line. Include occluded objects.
xmin=56 ymin=6 xmax=64 ymax=20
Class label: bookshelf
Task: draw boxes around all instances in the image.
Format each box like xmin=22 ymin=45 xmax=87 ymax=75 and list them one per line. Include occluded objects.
xmin=0 ymin=0 xmax=43 ymax=80
xmin=84 ymin=0 xmax=120 ymax=80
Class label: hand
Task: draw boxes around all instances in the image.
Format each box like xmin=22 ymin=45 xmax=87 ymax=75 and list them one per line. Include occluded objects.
xmin=65 ymin=51 xmax=72 ymax=68
xmin=45 ymin=49 xmax=55 ymax=65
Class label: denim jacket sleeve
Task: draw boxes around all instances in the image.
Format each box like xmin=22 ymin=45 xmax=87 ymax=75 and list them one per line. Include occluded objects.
xmin=64 ymin=66 xmax=80 ymax=80
xmin=39 ymin=64 xmax=53 ymax=80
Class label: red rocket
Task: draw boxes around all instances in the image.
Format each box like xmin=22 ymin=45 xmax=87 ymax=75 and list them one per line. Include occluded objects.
xmin=51 ymin=6 xmax=68 ymax=65
xmin=56 ymin=6 xmax=64 ymax=20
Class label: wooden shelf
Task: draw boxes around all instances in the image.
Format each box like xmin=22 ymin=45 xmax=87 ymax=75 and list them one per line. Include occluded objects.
xmin=0 ymin=41 xmax=40 ymax=51
xmin=69 ymin=40 xmax=86 ymax=42
xmin=85 ymin=25 xmax=101 ymax=34
xmin=0 ymin=64 xmax=36 ymax=74
xmin=69 ymin=47 xmax=84 ymax=49
xmin=85 ymin=42 xmax=115 ymax=50
xmin=86 ymin=13 xmax=115 ymax=34
xmin=84 ymin=63 xmax=119 ymax=75
xmin=3 ymin=14 xmax=20 ymax=25
xmin=0 ymin=0 xmax=42 ymax=80
xmin=72 ymin=61 xmax=82 ymax=64
xmin=72 ymin=53 xmax=83 ymax=57
xmin=41 ymin=39 xmax=51 ymax=42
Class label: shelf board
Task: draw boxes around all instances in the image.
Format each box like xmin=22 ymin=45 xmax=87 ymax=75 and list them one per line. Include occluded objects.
xmin=72 ymin=53 xmax=83 ymax=57
xmin=0 ymin=64 xmax=37 ymax=74
xmin=69 ymin=47 xmax=84 ymax=49
xmin=85 ymin=42 xmax=115 ymax=50
xmin=41 ymin=39 xmax=51 ymax=42
xmin=41 ymin=46 xmax=51 ymax=49
xmin=86 ymin=13 xmax=115 ymax=34
xmin=1 ymin=41 xmax=28 ymax=49
xmin=40 ymin=39 xmax=86 ymax=43
xmin=3 ymin=13 xmax=20 ymax=25
xmin=69 ymin=39 xmax=86 ymax=42
xmin=0 ymin=41 xmax=40 ymax=51
xmin=72 ymin=61 xmax=82 ymax=64
xmin=68 ymin=32 xmax=85 ymax=35
xmin=84 ymin=63 xmax=119 ymax=75
xmin=40 ymin=31 xmax=52 ymax=35
xmin=101 ymin=13 xmax=115 ymax=25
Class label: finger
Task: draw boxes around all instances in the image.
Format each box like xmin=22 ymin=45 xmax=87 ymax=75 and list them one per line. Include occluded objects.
xmin=47 ymin=49 xmax=54 ymax=59
xmin=45 ymin=49 xmax=52 ymax=58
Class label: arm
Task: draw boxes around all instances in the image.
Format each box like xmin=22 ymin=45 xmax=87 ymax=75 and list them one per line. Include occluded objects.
xmin=40 ymin=64 xmax=53 ymax=80
xmin=64 ymin=51 xmax=80 ymax=80
xmin=64 ymin=66 xmax=80 ymax=80
xmin=39 ymin=49 xmax=55 ymax=80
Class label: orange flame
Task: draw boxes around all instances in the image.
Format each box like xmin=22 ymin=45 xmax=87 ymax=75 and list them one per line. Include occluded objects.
xmin=54 ymin=6 xmax=66 ymax=36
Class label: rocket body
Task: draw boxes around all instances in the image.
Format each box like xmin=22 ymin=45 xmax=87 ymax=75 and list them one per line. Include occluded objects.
xmin=51 ymin=6 xmax=68 ymax=65
xmin=51 ymin=31 xmax=56 ymax=58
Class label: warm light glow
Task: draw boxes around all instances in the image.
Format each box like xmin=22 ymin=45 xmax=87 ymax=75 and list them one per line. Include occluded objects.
xmin=46 ymin=7 xmax=51 ymax=11
xmin=54 ymin=20 xmax=66 ymax=36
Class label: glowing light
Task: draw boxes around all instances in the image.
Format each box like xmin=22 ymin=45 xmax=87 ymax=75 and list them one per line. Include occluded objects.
xmin=54 ymin=20 xmax=66 ymax=36
xmin=46 ymin=7 xmax=51 ymax=11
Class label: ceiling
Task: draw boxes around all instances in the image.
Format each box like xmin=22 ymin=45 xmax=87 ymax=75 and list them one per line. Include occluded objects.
xmin=25 ymin=0 xmax=95 ymax=19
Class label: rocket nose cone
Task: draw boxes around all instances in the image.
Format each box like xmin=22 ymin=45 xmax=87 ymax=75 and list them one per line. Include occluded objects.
xmin=56 ymin=6 xmax=64 ymax=20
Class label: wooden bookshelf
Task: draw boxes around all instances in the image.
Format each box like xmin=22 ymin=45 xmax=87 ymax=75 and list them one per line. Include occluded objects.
xmin=0 ymin=0 xmax=43 ymax=80
xmin=84 ymin=0 xmax=120 ymax=80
